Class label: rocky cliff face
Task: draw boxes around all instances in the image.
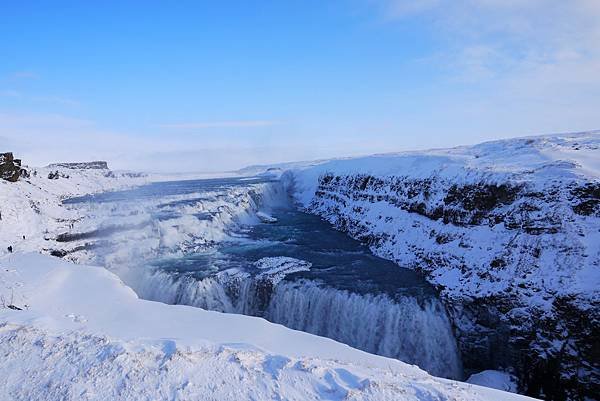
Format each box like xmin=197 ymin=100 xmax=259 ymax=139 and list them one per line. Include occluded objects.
xmin=0 ymin=152 xmax=28 ymax=182
xmin=287 ymin=133 xmax=600 ymax=401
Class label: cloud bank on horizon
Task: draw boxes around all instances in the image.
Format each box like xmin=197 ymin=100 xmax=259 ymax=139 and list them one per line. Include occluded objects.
xmin=0 ymin=0 xmax=598 ymax=172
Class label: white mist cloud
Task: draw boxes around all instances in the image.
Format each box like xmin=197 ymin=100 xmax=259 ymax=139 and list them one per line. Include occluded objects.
xmin=1 ymin=110 xmax=404 ymax=173
xmin=0 ymin=90 xmax=80 ymax=107
xmin=0 ymin=112 xmax=317 ymax=172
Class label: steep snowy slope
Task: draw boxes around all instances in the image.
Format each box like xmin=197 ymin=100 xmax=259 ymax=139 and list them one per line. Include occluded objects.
xmin=287 ymin=132 xmax=600 ymax=400
xmin=0 ymin=165 xmax=148 ymax=257
xmin=0 ymin=253 xmax=536 ymax=401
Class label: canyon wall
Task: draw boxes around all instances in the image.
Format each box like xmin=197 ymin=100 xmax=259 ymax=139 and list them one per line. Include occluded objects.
xmin=287 ymin=134 xmax=600 ymax=401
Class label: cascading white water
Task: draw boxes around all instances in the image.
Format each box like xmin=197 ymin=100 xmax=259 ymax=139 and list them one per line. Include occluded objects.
xmin=265 ymin=280 xmax=462 ymax=379
xmin=126 ymin=267 xmax=462 ymax=380
xmin=124 ymin=268 xmax=235 ymax=312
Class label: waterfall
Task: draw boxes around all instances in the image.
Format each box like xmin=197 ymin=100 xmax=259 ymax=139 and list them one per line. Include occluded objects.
xmin=71 ymin=177 xmax=463 ymax=381
xmin=124 ymin=268 xmax=235 ymax=312
xmin=126 ymin=267 xmax=463 ymax=380
xmin=265 ymin=280 xmax=462 ymax=379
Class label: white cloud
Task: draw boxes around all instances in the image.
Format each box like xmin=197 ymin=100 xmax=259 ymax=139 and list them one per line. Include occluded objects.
xmin=376 ymin=0 xmax=600 ymax=76
xmin=377 ymin=0 xmax=441 ymax=17
xmin=0 ymin=90 xmax=80 ymax=106
xmin=10 ymin=71 xmax=39 ymax=80
xmin=373 ymin=0 xmax=600 ymax=132
xmin=0 ymin=90 xmax=21 ymax=97
xmin=0 ymin=112 xmax=93 ymax=129
xmin=0 ymin=112 xmax=147 ymax=169
xmin=29 ymin=95 xmax=80 ymax=107
xmin=159 ymin=120 xmax=281 ymax=129
xmin=0 ymin=112 xmax=302 ymax=172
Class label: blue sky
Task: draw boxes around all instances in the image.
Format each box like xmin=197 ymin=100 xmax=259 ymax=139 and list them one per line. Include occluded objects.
xmin=1 ymin=1 xmax=599 ymax=171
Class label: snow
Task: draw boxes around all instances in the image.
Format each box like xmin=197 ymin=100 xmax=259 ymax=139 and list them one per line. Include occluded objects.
xmin=467 ymin=370 xmax=518 ymax=393
xmin=278 ymin=132 xmax=599 ymax=399
xmin=117 ymin=258 xmax=464 ymax=379
xmin=3 ymin=138 xmax=580 ymax=399
xmin=254 ymin=256 xmax=312 ymax=285
xmin=291 ymin=132 xmax=600 ymax=203
xmin=0 ymin=252 xmax=536 ymax=400
xmin=286 ymin=131 xmax=600 ymax=305
xmin=61 ymin=179 xmax=289 ymax=271
xmin=256 ymin=210 xmax=278 ymax=223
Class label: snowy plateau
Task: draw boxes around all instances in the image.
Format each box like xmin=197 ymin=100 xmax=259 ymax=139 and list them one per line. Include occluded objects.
xmin=0 ymin=132 xmax=598 ymax=401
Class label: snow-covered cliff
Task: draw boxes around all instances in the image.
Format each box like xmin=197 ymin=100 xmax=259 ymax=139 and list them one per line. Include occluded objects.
xmin=287 ymin=132 xmax=600 ymax=400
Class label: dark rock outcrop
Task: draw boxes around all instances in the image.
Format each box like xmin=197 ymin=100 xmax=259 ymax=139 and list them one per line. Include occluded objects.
xmin=47 ymin=170 xmax=70 ymax=180
xmin=0 ymin=152 xmax=27 ymax=182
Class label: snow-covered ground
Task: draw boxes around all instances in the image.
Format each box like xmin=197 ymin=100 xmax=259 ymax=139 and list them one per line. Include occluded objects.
xmin=0 ymin=252 xmax=535 ymax=401
xmin=0 ymin=160 xmax=539 ymax=400
xmin=467 ymin=370 xmax=518 ymax=393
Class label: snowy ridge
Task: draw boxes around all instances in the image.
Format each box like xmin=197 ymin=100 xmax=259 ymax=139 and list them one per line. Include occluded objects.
xmin=0 ymin=253 xmax=534 ymax=401
xmin=289 ymin=132 xmax=600 ymax=302
xmin=285 ymin=132 xmax=600 ymax=399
